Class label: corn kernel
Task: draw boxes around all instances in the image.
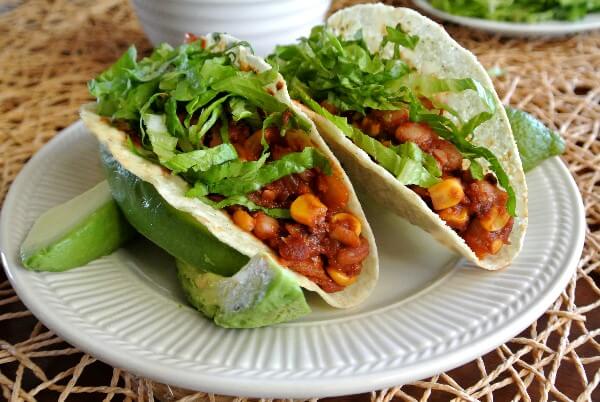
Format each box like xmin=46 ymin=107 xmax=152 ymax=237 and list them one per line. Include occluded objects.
xmin=327 ymin=268 xmax=358 ymax=287
xmin=290 ymin=193 xmax=327 ymax=227
xmin=428 ymin=178 xmax=464 ymax=210
xmin=331 ymin=213 xmax=362 ymax=236
xmin=438 ymin=206 xmax=468 ymax=229
xmin=480 ymin=205 xmax=510 ymax=232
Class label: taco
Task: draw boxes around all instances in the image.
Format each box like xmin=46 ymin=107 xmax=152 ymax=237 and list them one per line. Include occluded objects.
xmin=269 ymin=4 xmax=528 ymax=269
xmin=81 ymin=32 xmax=378 ymax=314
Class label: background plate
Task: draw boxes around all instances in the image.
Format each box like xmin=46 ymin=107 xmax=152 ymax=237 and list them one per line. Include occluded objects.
xmin=1 ymin=122 xmax=585 ymax=398
xmin=413 ymin=0 xmax=600 ymax=37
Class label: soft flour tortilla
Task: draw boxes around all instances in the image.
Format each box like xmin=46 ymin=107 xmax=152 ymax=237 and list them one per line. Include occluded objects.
xmin=301 ymin=4 xmax=527 ymax=270
xmin=81 ymin=33 xmax=378 ymax=308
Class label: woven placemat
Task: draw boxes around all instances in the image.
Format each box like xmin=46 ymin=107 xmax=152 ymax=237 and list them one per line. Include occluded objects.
xmin=1 ymin=0 xmax=598 ymax=401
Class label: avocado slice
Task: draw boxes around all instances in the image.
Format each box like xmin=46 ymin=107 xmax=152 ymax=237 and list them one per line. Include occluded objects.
xmin=102 ymin=148 xmax=249 ymax=277
xmin=20 ymin=181 xmax=135 ymax=271
xmin=177 ymin=255 xmax=310 ymax=328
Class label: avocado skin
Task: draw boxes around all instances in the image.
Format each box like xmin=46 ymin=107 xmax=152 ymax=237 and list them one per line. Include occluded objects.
xmin=101 ymin=148 xmax=248 ymax=277
xmin=21 ymin=199 xmax=135 ymax=272
xmin=177 ymin=258 xmax=310 ymax=328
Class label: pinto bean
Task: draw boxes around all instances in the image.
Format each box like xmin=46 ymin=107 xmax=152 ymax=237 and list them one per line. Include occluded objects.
xmin=330 ymin=225 xmax=361 ymax=247
xmin=331 ymin=213 xmax=362 ymax=236
xmin=466 ymin=179 xmax=507 ymax=216
xmin=370 ymin=109 xmax=409 ymax=133
xmin=253 ymin=212 xmax=280 ymax=240
xmin=394 ymin=122 xmax=435 ymax=150
xmin=207 ymin=131 xmax=222 ymax=147
xmin=430 ymin=139 xmax=463 ymax=172
xmin=284 ymin=129 xmax=310 ymax=151
xmin=463 ymin=218 xmax=514 ymax=259
xmin=336 ymin=238 xmax=370 ymax=266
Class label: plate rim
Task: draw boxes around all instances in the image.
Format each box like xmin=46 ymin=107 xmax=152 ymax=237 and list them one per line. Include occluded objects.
xmin=1 ymin=121 xmax=586 ymax=398
xmin=413 ymin=0 xmax=600 ymax=36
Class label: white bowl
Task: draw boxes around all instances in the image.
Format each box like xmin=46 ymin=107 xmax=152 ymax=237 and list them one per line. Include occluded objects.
xmin=131 ymin=0 xmax=332 ymax=56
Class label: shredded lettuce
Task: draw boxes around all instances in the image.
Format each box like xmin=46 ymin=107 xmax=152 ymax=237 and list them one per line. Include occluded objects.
xmin=188 ymin=96 xmax=229 ymax=145
xmin=89 ymin=46 xmax=142 ymax=119
xmin=429 ymin=0 xmax=600 ymax=23
xmin=186 ymin=192 xmax=291 ymax=219
xmin=163 ymin=144 xmax=238 ymax=173
xmin=267 ymin=25 xmax=420 ymax=115
xmin=142 ymin=113 xmax=178 ymax=163
xmin=194 ymin=154 xmax=269 ymax=184
xmin=209 ymin=148 xmax=331 ymax=197
xmin=211 ymin=69 xmax=287 ymax=113
xmin=269 ymin=24 xmax=518 ymax=216
xmin=90 ymin=38 xmax=331 ymax=217
xmin=229 ymin=97 xmax=261 ymax=127
xmin=299 ymin=90 xmax=441 ymax=188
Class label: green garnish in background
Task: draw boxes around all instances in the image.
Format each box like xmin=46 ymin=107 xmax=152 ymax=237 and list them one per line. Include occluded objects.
xmin=429 ymin=0 xmax=600 ymax=23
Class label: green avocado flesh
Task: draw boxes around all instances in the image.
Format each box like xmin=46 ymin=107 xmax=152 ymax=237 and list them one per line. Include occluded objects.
xmin=20 ymin=181 xmax=135 ymax=272
xmin=101 ymin=148 xmax=249 ymax=277
xmin=177 ymin=256 xmax=310 ymax=328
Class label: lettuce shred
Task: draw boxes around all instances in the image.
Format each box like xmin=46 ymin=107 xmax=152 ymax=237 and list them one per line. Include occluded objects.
xmin=89 ymin=39 xmax=330 ymax=218
xmin=269 ymin=24 xmax=517 ymax=216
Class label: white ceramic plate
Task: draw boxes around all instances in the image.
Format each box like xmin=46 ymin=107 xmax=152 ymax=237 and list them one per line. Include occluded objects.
xmin=1 ymin=122 xmax=585 ymax=398
xmin=413 ymin=0 xmax=600 ymax=37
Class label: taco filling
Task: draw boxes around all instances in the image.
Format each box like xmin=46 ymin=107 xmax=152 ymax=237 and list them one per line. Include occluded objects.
xmin=269 ymin=24 xmax=516 ymax=260
xmin=89 ymin=36 xmax=369 ymax=293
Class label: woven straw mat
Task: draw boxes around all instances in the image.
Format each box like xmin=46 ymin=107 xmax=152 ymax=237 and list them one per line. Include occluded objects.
xmin=0 ymin=0 xmax=598 ymax=401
